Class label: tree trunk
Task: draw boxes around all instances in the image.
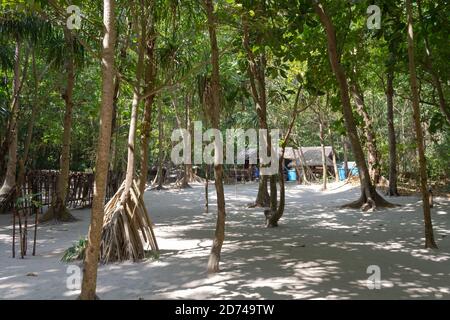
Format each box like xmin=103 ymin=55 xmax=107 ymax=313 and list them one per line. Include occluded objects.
xmin=204 ymin=0 xmax=226 ymax=274
xmin=41 ymin=28 xmax=76 ymax=222
xmin=138 ymin=30 xmax=157 ymax=194
xmin=320 ymin=122 xmax=327 ymax=190
xmin=329 ymin=128 xmax=339 ymax=183
xmin=204 ymin=163 xmax=209 ymax=213
xmin=0 ymin=38 xmax=21 ymax=199
xmin=120 ymin=4 xmax=146 ymax=203
xmin=80 ymin=0 xmax=116 ymax=300
xmin=181 ymin=94 xmax=192 ymax=188
xmin=405 ymin=0 xmax=437 ymax=249
xmin=242 ymin=14 xmax=271 ymax=208
xmin=154 ymin=103 xmax=165 ymax=190
xmin=386 ymin=68 xmax=399 ymax=196
xmin=342 ymin=136 xmax=349 ymax=178
xmin=266 ymin=87 xmax=302 ymax=227
xmin=17 ymin=50 xmax=39 ymax=189
xmin=313 ymin=2 xmax=392 ymax=210
xmin=350 ymin=82 xmax=381 ymax=185
xmin=254 ymin=176 xmax=269 ymax=207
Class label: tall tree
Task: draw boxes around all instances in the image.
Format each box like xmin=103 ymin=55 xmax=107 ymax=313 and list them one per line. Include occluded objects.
xmin=203 ymin=0 xmax=226 ymax=273
xmin=312 ymin=1 xmax=392 ymax=210
xmin=138 ymin=17 xmax=157 ymax=194
xmin=80 ymin=0 xmax=116 ymax=300
xmin=41 ymin=27 xmax=77 ymax=222
xmin=405 ymin=0 xmax=437 ymax=249
xmin=242 ymin=12 xmax=270 ymax=208
xmin=386 ymin=53 xmax=399 ymax=196
xmin=120 ymin=1 xmax=146 ymax=203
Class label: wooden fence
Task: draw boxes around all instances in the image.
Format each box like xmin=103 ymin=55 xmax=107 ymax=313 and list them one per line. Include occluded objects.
xmin=16 ymin=170 xmax=123 ymax=210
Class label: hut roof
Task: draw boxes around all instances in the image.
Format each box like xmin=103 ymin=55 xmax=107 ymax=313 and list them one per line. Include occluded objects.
xmin=237 ymin=146 xmax=334 ymax=167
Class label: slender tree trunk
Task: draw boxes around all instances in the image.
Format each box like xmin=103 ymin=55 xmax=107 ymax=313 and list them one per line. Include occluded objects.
xmin=320 ymin=122 xmax=327 ymax=190
xmin=266 ymin=87 xmax=302 ymax=227
xmin=242 ymin=15 xmax=270 ymax=208
xmin=139 ymin=94 xmax=154 ymax=193
xmin=328 ymin=128 xmax=339 ymax=182
xmin=154 ymin=103 xmax=165 ymax=189
xmin=204 ymin=0 xmax=226 ymax=273
xmin=342 ymin=136 xmax=349 ymax=178
xmin=80 ymin=0 xmax=116 ymax=300
xmin=204 ymin=163 xmax=209 ymax=213
xmin=386 ymin=68 xmax=399 ymax=196
xmin=17 ymin=49 xmax=39 ymax=192
xmin=406 ymin=0 xmax=437 ymax=249
xmin=181 ymin=94 xmax=192 ymax=188
xmin=350 ymin=82 xmax=381 ymax=184
xmin=41 ymin=28 xmax=76 ymax=222
xmin=138 ymin=30 xmax=157 ymax=194
xmin=0 ymin=38 xmax=21 ymax=199
xmin=313 ymin=2 xmax=392 ymax=210
xmin=120 ymin=5 xmax=146 ymax=203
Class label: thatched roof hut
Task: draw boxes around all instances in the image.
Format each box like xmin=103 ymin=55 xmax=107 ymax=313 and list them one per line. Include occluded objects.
xmin=236 ymin=146 xmax=335 ymax=167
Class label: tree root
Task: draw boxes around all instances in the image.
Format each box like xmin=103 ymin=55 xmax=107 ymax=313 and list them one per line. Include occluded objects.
xmin=341 ymin=190 xmax=399 ymax=211
xmin=40 ymin=205 xmax=77 ymax=223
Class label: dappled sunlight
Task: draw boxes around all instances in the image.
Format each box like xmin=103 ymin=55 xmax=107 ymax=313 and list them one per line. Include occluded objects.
xmin=0 ymin=183 xmax=449 ymax=299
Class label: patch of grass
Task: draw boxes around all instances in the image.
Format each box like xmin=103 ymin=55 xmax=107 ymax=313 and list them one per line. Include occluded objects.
xmin=61 ymin=238 xmax=88 ymax=262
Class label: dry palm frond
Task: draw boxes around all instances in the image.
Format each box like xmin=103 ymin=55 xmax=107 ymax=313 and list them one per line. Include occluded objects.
xmin=99 ymin=180 xmax=158 ymax=264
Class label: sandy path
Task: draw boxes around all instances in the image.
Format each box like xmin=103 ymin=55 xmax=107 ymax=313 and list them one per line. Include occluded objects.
xmin=0 ymin=182 xmax=449 ymax=299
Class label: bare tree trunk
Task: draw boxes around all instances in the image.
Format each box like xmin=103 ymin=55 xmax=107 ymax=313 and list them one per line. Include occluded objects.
xmin=138 ymin=25 xmax=157 ymax=194
xmin=313 ymin=1 xmax=392 ymax=210
xmin=204 ymin=0 xmax=226 ymax=273
xmin=80 ymin=0 xmax=116 ymax=300
xmin=204 ymin=163 xmax=209 ymax=213
xmin=17 ymin=50 xmax=39 ymax=191
xmin=41 ymin=28 xmax=76 ymax=222
xmin=139 ymin=94 xmax=154 ymax=193
xmin=386 ymin=68 xmax=399 ymax=196
xmin=242 ymin=14 xmax=271 ymax=208
xmin=120 ymin=5 xmax=146 ymax=203
xmin=328 ymin=127 xmax=339 ymax=183
xmin=406 ymin=0 xmax=437 ymax=249
xmin=266 ymin=87 xmax=302 ymax=227
xmin=320 ymin=122 xmax=327 ymax=190
xmin=154 ymin=103 xmax=165 ymax=190
xmin=342 ymin=136 xmax=349 ymax=178
xmin=181 ymin=94 xmax=192 ymax=188
xmin=0 ymin=38 xmax=21 ymax=199
xmin=350 ymin=82 xmax=381 ymax=185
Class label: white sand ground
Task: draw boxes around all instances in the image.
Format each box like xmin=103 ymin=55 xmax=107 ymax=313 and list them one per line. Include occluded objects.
xmin=0 ymin=181 xmax=449 ymax=300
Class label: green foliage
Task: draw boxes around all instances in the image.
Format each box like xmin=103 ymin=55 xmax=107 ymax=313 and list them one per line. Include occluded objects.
xmin=61 ymin=238 xmax=88 ymax=263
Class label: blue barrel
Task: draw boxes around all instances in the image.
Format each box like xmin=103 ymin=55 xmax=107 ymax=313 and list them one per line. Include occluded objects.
xmin=287 ymin=169 xmax=297 ymax=181
xmin=350 ymin=167 xmax=359 ymax=176
xmin=254 ymin=167 xmax=260 ymax=178
xmin=338 ymin=168 xmax=347 ymax=181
